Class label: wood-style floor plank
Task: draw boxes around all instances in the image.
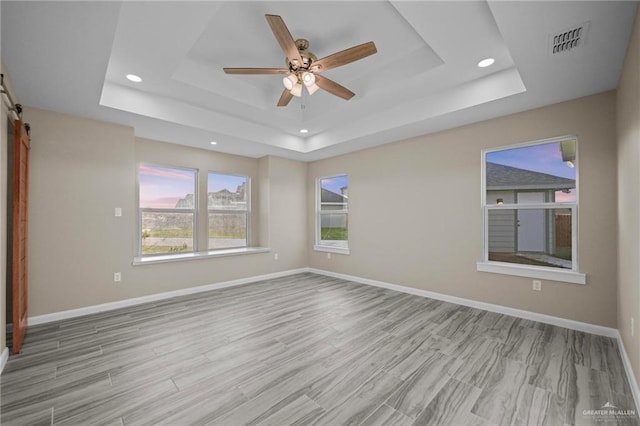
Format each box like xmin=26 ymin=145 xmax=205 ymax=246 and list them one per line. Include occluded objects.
xmin=1 ymin=273 xmax=637 ymax=425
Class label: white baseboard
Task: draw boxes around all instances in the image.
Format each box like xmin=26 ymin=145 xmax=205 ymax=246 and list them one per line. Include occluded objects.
xmin=309 ymin=268 xmax=640 ymax=407
xmin=28 ymin=268 xmax=309 ymax=326
xmin=19 ymin=266 xmax=639 ymax=410
xmin=616 ymin=331 xmax=640 ymax=413
xmin=0 ymin=347 xmax=8 ymax=374
xmin=27 ymin=266 xmax=619 ymax=337
xmin=308 ymin=268 xmax=618 ymax=337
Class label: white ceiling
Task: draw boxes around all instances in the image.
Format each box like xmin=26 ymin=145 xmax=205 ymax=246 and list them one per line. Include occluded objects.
xmin=1 ymin=1 xmax=637 ymax=161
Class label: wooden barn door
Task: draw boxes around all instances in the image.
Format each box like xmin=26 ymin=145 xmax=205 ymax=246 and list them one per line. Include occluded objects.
xmin=11 ymin=120 xmax=30 ymax=354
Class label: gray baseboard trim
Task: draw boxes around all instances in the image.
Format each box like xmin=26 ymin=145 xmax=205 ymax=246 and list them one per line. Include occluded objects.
xmin=27 ymin=268 xmax=309 ymax=326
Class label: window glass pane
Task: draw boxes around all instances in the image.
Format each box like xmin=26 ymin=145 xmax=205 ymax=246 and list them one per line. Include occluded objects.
xmin=208 ymin=212 xmax=247 ymax=249
xmin=208 ymin=173 xmax=248 ymax=210
xmin=139 ymin=164 xmax=196 ymax=209
xmin=141 ymin=212 xmax=194 ymax=254
xmin=320 ymin=212 xmax=348 ymax=246
xmin=320 ymin=175 xmax=348 ymax=210
xmin=208 ymin=173 xmax=249 ymax=250
xmin=486 ymin=140 xmax=576 ymax=203
xmin=487 ymin=208 xmax=572 ymax=269
xmin=318 ymin=174 xmax=348 ymax=249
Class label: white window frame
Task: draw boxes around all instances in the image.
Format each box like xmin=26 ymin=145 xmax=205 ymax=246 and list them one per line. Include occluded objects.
xmin=138 ymin=163 xmax=198 ymax=258
xmin=207 ymin=172 xmax=250 ymax=250
xmin=476 ymin=136 xmax=586 ymax=284
xmin=314 ymin=174 xmax=350 ymax=255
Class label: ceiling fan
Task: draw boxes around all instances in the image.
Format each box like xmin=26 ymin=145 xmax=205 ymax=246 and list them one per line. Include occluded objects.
xmin=223 ymin=14 xmax=377 ymax=107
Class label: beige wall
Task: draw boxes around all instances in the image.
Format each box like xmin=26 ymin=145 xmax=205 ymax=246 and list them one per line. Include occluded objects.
xmin=617 ymin=8 xmax=640 ymax=385
xmin=8 ymin=64 xmax=633 ymax=374
xmin=25 ymin=107 xmax=307 ymax=316
xmin=309 ymin=91 xmax=618 ymax=327
xmin=262 ymin=155 xmax=308 ymax=262
xmin=10 ymin=88 xmax=628 ymax=340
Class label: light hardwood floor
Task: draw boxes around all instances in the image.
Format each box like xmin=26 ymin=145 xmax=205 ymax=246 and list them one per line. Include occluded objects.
xmin=1 ymin=273 xmax=638 ymax=425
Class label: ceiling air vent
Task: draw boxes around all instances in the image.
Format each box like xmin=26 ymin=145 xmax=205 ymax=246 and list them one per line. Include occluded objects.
xmin=550 ymin=22 xmax=590 ymax=54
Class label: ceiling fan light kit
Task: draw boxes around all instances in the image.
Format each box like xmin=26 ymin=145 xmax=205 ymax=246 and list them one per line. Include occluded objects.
xmin=302 ymin=71 xmax=316 ymax=86
xmin=290 ymin=81 xmax=303 ymax=97
xmin=306 ymin=82 xmax=320 ymax=95
xmin=223 ymin=14 xmax=377 ymax=107
xmin=282 ymin=73 xmax=297 ymax=90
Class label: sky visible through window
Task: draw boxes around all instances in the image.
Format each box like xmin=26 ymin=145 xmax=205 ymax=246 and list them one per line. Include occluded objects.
xmin=321 ymin=175 xmax=348 ymax=196
xmin=139 ymin=165 xmax=249 ymax=208
xmin=486 ymin=141 xmax=576 ymax=202
xmin=139 ymin=165 xmax=195 ymax=209
xmin=208 ymin=173 xmax=247 ymax=193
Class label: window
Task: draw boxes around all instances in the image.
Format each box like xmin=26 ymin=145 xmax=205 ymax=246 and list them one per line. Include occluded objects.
xmin=139 ymin=164 xmax=197 ymax=256
xmin=208 ymin=173 xmax=249 ymax=249
xmin=315 ymin=174 xmax=349 ymax=254
xmin=478 ymin=137 xmax=585 ymax=284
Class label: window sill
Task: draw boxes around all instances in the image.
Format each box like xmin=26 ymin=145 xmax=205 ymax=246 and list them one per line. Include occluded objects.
xmin=476 ymin=261 xmax=586 ymax=284
xmin=133 ymin=247 xmax=270 ymax=266
xmin=314 ymin=245 xmax=350 ymax=255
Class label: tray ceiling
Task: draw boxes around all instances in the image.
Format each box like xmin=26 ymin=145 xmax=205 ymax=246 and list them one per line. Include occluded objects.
xmin=1 ymin=1 xmax=636 ymax=160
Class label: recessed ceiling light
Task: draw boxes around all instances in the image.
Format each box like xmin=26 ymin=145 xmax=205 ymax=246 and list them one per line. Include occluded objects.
xmin=477 ymin=58 xmax=495 ymax=68
xmin=300 ymin=129 xmax=309 ymax=134
xmin=126 ymin=74 xmax=143 ymax=83
xmin=210 ymin=141 xmax=217 ymax=145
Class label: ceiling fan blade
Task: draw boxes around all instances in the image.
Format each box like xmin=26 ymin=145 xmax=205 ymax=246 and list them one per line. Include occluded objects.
xmin=315 ymin=75 xmax=355 ymax=100
xmin=277 ymin=89 xmax=293 ymax=107
xmin=265 ymin=14 xmax=303 ymax=67
xmin=313 ymin=41 xmax=377 ymax=72
xmin=223 ymin=68 xmax=289 ymax=75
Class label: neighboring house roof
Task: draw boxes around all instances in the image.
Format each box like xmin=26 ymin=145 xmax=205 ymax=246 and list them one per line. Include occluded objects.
xmin=487 ymin=162 xmax=575 ymax=191
xmin=321 ymin=188 xmax=347 ymax=203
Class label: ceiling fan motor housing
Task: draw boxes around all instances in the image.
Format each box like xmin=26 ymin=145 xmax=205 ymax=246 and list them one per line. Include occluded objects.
xmin=287 ymin=39 xmax=317 ymax=72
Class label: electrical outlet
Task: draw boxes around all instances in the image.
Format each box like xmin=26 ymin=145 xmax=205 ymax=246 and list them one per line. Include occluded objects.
xmin=114 ymin=207 xmax=122 ymax=217
xmin=327 ymin=253 xmax=331 ymax=260
xmin=114 ymin=272 xmax=121 ymax=282
xmin=274 ymin=253 xmax=278 ymax=260
xmin=532 ymin=280 xmax=542 ymax=291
